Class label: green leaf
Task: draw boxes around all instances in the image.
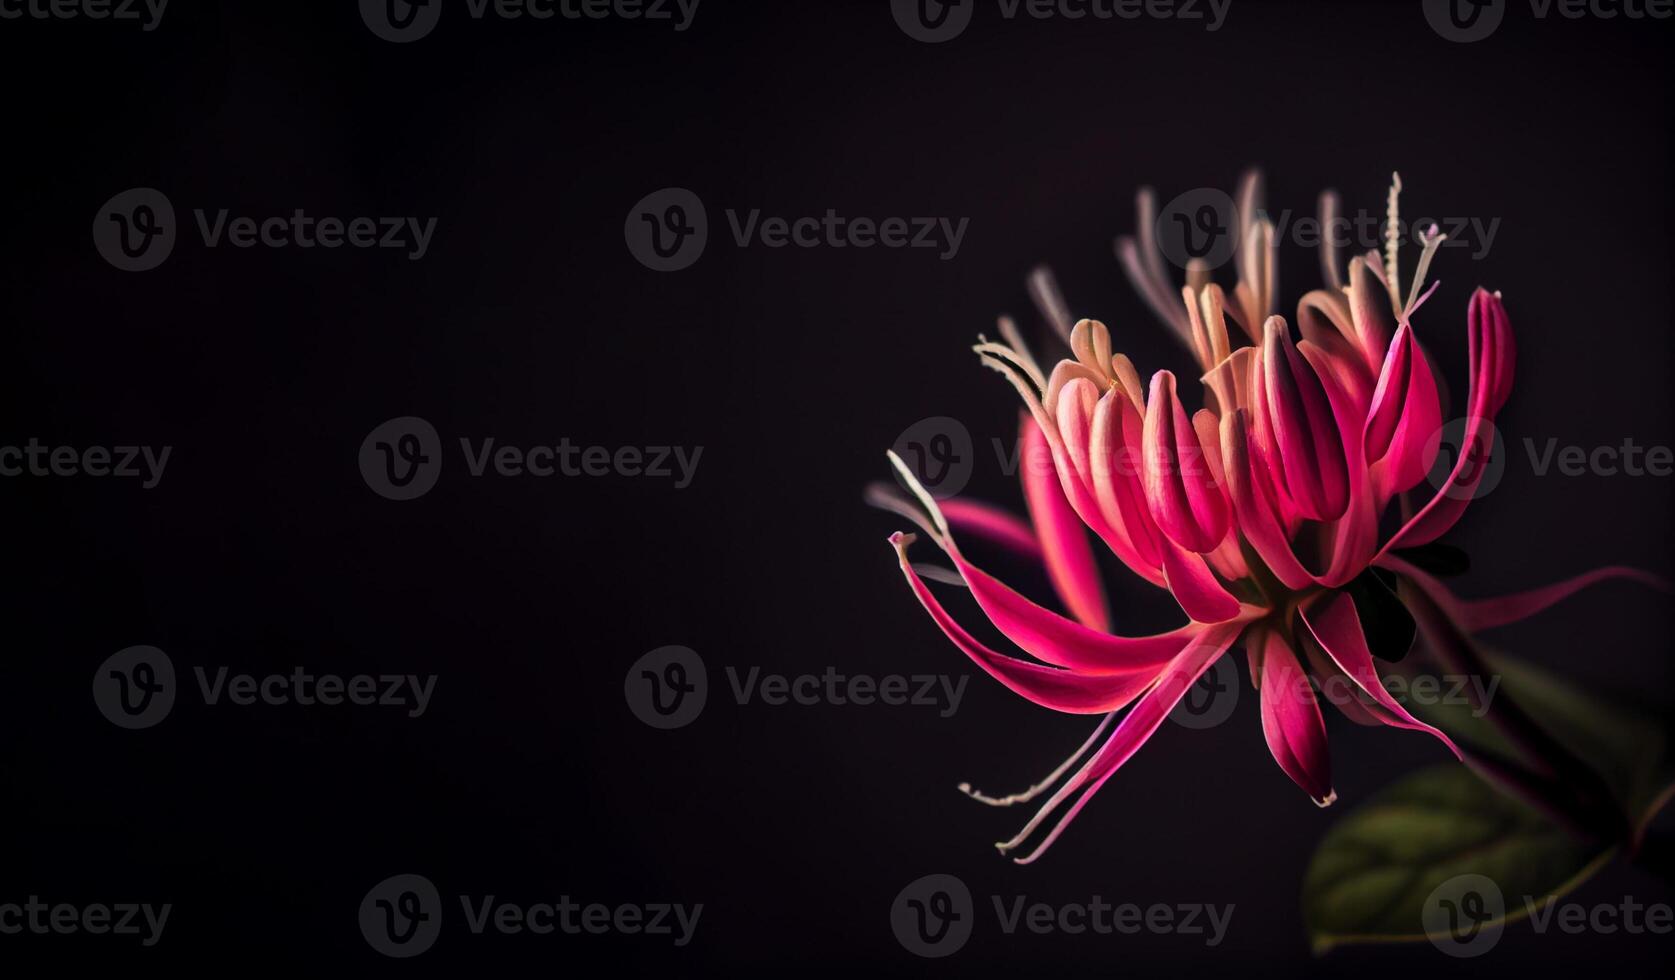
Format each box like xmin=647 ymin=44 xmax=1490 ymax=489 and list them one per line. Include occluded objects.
xmin=1302 ymin=764 xmax=1613 ymax=954
xmin=1397 ymin=652 xmax=1673 ymax=820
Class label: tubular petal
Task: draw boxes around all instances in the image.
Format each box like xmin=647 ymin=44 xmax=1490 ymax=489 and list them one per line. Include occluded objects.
xmin=1220 ymin=409 xmax=1316 ymax=590
xmin=1255 ymin=631 xmax=1335 ymax=806
xmin=937 ymin=498 xmax=1041 ymax=559
xmin=1018 ymin=416 xmax=1111 ymax=631
xmin=940 ymin=541 xmax=1197 ymax=674
xmin=1363 ymin=322 xmax=1442 ymax=499
xmin=1002 ymin=623 xmax=1244 ymax=863
xmin=1381 ymin=288 xmax=1515 ymax=553
xmin=1143 ymin=371 xmax=1231 ymax=553
xmin=1376 ymin=554 xmax=1670 ymax=633
xmin=1089 ymin=391 xmax=1165 ymax=571
xmin=1259 ymin=318 xmax=1350 ymax=522
xmin=1299 ymin=591 xmax=1461 ymax=758
xmin=891 ymin=533 xmax=1165 ymax=713
xmin=1159 ymin=541 xmax=1243 ymax=624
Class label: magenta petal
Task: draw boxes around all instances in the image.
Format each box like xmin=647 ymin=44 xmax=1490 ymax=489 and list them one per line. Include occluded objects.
xmin=1260 ymin=318 xmax=1350 ymax=522
xmin=1380 ymin=289 xmax=1515 ymax=553
xmin=1005 ymin=623 xmax=1244 ymax=863
xmin=1159 ymin=541 xmax=1244 ymax=624
xmin=1220 ymin=409 xmax=1315 ymax=590
xmin=1018 ymin=416 xmax=1111 ymax=631
xmin=1143 ymin=371 xmax=1230 ymax=553
xmin=943 ymin=544 xmax=1198 ymax=674
xmin=1377 ymin=554 xmax=1670 ymax=632
xmin=891 ymin=533 xmax=1165 ymax=713
xmin=1363 ymin=322 xmax=1443 ymax=499
xmin=937 ymin=498 xmax=1042 ymax=559
xmin=1255 ymin=631 xmax=1334 ymax=806
xmin=1299 ymin=591 xmax=1461 ymax=758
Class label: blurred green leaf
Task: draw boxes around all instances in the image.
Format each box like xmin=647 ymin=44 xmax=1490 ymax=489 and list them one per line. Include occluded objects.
xmin=1303 ymin=764 xmax=1613 ymax=953
xmin=1398 ymin=652 xmax=1672 ymax=819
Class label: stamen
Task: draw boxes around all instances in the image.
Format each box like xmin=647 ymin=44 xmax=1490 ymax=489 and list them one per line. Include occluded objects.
xmin=1028 ymin=266 xmax=1075 ymax=345
xmin=1403 ymin=223 xmax=1448 ymax=318
xmin=996 ymin=315 xmax=1047 ymax=390
xmin=887 ymin=450 xmax=950 ymax=538
xmin=1318 ymin=190 xmax=1343 ymax=291
xmin=1383 ymin=172 xmax=1404 ymax=312
xmin=959 ymin=712 xmax=1116 ymax=806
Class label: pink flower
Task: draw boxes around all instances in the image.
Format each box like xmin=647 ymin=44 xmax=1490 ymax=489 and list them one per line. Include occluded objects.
xmin=874 ymin=173 xmax=1663 ymax=862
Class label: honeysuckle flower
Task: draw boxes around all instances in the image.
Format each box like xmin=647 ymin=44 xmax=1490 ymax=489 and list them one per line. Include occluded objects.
xmin=872 ymin=172 xmax=1664 ymax=863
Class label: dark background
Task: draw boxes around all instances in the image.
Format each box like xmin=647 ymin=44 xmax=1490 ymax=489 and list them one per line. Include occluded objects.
xmin=2 ymin=0 xmax=1672 ymax=974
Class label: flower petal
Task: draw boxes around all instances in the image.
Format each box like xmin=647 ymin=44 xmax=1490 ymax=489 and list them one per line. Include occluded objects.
xmin=1299 ymin=591 xmax=1461 ymax=758
xmin=1018 ymin=415 xmax=1110 ymax=631
xmin=1257 ymin=317 xmax=1350 ymax=522
xmin=1143 ymin=371 xmax=1230 ymax=553
xmin=1380 ymin=288 xmax=1515 ymax=553
xmin=1000 ymin=623 xmax=1244 ymax=863
xmin=1253 ymin=630 xmax=1334 ymax=806
xmin=1363 ymin=321 xmax=1443 ymax=500
xmin=890 ymin=533 xmax=1164 ymax=713
xmin=1377 ymin=554 xmax=1670 ymax=632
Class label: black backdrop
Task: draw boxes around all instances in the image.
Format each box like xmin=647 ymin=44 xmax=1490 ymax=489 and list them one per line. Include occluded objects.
xmin=3 ymin=0 xmax=1672 ymax=974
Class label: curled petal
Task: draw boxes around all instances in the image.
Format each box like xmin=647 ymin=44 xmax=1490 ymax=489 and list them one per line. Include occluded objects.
xmin=1299 ymin=591 xmax=1461 ymax=758
xmin=1089 ymin=390 xmax=1165 ymax=571
xmin=1000 ymin=623 xmax=1244 ymax=863
xmin=1381 ymin=288 xmax=1516 ymax=553
xmin=936 ymin=498 xmax=1041 ymax=559
xmin=1257 ymin=317 xmax=1350 ymax=522
xmin=1159 ymin=542 xmax=1244 ymax=624
xmin=1363 ymin=321 xmax=1442 ymax=499
xmin=1018 ymin=416 xmax=1110 ymax=631
xmin=1253 ymin=630 xmax=1334 ymax=806
xmin=890 ymin=533 xmax=1165 ymax=713
xmin=1377 ymin=554 xmax=1671 ymax=633
xmin=1220 ymin=409 xmax=1315 ymax=591
xmin=1143 ymin=371 xmax=1230 ymax=553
